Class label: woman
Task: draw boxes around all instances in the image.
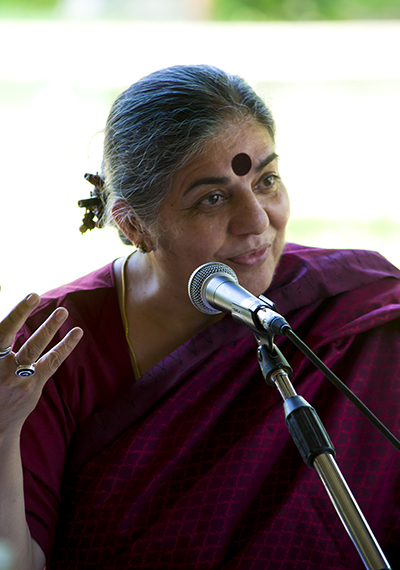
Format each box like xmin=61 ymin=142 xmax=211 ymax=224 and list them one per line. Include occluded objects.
xmin=0 ymin=65 xmax=399 ymax=570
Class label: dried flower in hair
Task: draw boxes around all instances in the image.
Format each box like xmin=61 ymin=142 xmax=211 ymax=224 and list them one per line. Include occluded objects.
xmin=78 ymin=173 xmax=107 ymax=234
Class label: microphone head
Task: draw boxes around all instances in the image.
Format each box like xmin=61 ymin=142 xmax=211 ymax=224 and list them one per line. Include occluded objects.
xmin=188 ymin=262 xmax=238 ymax=314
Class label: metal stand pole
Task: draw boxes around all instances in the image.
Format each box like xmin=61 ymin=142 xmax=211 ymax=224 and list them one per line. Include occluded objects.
xmin=314 ymin=453 xmax=390 ymax=570
xmin=257 ymin=340 xmax=391 ymax=570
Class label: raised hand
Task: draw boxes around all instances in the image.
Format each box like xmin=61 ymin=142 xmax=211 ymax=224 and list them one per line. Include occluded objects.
xmin=0 ymin=294 xmax=83 ymax=435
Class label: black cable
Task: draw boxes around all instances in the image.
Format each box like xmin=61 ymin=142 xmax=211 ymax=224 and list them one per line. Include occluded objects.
xmin=284 ymin=327 xmax=400 ymax=453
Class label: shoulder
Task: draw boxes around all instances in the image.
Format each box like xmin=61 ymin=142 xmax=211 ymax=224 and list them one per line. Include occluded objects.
xmin=40 ymin=260 xmax=116 ymax=308
xmin=25 ymin=261 xmax=117 ymax=331
xmin=13 ymin=260 xmax=123 ymax=365
xmin=269 ymin=243 xmax=400 ymax=313
xmin=277 ymin=242 xmax=399 ymax=283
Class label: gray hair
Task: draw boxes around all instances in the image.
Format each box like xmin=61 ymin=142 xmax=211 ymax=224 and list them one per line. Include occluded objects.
xmin=102 ymin=64 xmax=276 ymax=242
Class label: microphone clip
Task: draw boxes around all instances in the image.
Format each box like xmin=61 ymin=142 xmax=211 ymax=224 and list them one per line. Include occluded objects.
xmin=255 ymin=334 xmax=293 ymax=387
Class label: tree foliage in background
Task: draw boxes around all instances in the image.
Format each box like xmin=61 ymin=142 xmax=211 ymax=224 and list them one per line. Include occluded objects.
xmin=1 ymin=0 xmax=400 ymax=19
xmin=213 ymin=0 xmax=400 ymax=20
xmin=0 ymin=0 xmax=58 ymax=16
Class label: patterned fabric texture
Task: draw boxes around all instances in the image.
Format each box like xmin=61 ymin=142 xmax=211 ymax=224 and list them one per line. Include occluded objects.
xmin=18 ymin=244 xmax=400 ymax=569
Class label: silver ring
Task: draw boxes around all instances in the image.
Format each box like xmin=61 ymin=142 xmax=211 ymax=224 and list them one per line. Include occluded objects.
xmin=0 ymin=346 xmax=12 ymax=359
xmin=15 ymin=363 xmax=36 ymax=377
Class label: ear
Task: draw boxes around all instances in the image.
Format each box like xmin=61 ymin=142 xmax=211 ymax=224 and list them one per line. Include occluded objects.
xmin=111 ymin=199 xmax=154 ymax=251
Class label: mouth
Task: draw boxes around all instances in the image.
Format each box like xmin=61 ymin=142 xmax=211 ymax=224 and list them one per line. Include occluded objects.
xmin=228 ymin=244 xmax=271 ymax=267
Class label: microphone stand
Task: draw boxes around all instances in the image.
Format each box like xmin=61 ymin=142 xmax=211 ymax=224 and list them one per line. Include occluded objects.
xmin=255 ymin=334 xmax=391 ymax=570
xmin=187 ymin=261 xmax=397 ymax=567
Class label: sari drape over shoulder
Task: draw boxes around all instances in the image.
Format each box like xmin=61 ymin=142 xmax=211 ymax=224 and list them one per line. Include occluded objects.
xmin=18 ymin=244 xmax=400 ymax=569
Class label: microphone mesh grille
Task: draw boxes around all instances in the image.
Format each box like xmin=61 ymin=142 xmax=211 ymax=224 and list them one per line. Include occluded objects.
xmin=188 ymin=262 xmax=238 ymax=314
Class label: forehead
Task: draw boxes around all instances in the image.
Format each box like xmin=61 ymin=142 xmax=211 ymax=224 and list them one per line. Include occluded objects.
xmin=206 ymin=120 xmax=273 ymax=160
xmin=173 ymin=121 xmax=274 ymax=189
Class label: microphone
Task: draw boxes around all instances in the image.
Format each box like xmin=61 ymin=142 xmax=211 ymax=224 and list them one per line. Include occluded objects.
xmin=188 ymin=262 xmax=291 ymax=336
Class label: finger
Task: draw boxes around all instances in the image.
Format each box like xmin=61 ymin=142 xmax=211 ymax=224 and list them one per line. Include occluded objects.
xmin=35 ymin=327 xmax=84 ymax=377
xmin=0 ymin=294 xmax=40 ymax=350
xmin=0 ymin=328 xmax=83 ymax=434
xmin=15 ymin=307 xmax=70 ymax=366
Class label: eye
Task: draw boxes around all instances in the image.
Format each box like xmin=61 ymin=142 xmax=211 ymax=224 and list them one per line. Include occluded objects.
xmin=204 ymin=194 xmax=220 ymax=204
xmin=198 ymin=193 xmax=225 ymax=207
xmin=254 ymin=173 xmax=281 ymax=194
xmin=260 ymin=174 xmax=279 ymax=188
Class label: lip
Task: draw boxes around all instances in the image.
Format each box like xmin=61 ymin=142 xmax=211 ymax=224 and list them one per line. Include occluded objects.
xmin=228 ymin=244 xmax=271 ymax=266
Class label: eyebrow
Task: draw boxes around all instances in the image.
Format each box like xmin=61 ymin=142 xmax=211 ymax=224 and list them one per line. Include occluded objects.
xmin=255 ymin=152 xmax=279 ymax=173
xmin=183 ymin=152 xmax=279 ymax=196
xmin=184 ymin=175 xmax=231 ymax=196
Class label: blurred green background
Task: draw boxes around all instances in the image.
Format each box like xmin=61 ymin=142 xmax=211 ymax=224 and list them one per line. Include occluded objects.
xmin=1 ymin=0 xmax=399 ymax=315
xmin=1 ymin=0 xmax=400 ymax=19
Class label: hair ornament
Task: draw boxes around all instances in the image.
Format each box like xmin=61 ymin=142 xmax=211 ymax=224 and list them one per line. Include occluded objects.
xmin=78 ymin=173 xmax=107 ymax=234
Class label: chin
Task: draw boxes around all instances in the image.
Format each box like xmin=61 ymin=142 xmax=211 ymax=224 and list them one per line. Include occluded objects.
xmin=233 ymin=242 xmax=284 ymax=294
xmin=236 ymin=269 xmax=274 ymax=297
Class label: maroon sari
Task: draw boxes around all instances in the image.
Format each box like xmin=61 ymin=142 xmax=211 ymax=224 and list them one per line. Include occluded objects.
xmin=19 ymin=244 xmax=400 ymax=569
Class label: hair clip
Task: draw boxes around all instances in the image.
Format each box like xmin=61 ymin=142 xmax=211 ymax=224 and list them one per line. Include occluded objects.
xmin=78 ymin=173 xmax=106 ymax=234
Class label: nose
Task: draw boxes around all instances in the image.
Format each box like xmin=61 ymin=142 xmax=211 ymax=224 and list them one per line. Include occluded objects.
xmin=228 ymin=188 xmax=269 ymax=236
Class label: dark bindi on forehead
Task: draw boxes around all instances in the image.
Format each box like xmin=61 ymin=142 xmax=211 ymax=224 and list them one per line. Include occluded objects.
xmin=231 ymin=153 xmax=252 ymax=176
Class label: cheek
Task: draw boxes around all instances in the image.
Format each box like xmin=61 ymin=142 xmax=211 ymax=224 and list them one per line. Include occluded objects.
xmin=156 ymin=217 xmax=221 ymax=260
xmin=270 ymin=189 xmax=290 ymax=230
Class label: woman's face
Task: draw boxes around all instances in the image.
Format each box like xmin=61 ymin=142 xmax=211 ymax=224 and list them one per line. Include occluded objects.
xmin=151 ymin=120 xmax=290 ymax=305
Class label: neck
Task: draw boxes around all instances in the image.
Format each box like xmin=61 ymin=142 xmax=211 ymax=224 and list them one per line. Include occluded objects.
xmin=115 ymin=252 xmax=224 ymax=378
xmin=129 ymin=251 xmax=222 ymax=329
